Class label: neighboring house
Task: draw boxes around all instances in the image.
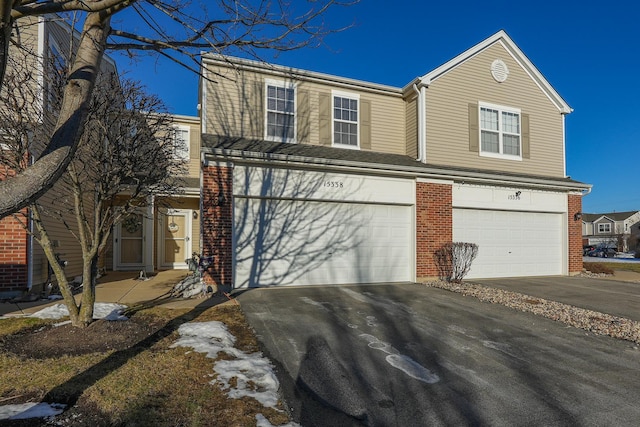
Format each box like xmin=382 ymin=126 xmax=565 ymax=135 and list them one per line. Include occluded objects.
xmin=582 ymin=211 xmax=640 ymax=252
xmin=0 ymin=16 xmax=119 ymax=298
xmin=198 ymin=30 xmax=591 ymax=290
xmin=104 ymin=114 xmax=202 ymax=274
xmin=0 ymin=17 xmax=201 ymax=298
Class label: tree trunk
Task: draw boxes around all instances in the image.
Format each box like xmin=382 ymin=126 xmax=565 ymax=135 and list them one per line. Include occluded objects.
xmin=77 ymin=254 xmax=98 ymax=327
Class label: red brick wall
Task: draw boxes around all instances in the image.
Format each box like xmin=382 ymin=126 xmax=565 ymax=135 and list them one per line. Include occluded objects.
xmin=201 ymin=165 xmax=233 ymax=288
xmin=416 ymin=181 xmax=452 ymax=278
xmin=0 ymin=210 xmax=29 ymax=293
xmin=568 ymin=193 xmax=583 ymax=275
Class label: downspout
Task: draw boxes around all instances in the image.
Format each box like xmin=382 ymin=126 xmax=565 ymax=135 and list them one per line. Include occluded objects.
xmin=412 ymin=83 xmax=426 ymax=162
xmin=27 ymin=155 xmax=35 ymax=291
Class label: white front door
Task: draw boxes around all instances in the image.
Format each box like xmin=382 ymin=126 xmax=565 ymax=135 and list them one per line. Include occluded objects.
xmin=160 ymin=209 xmax=192 ymax=269
xmin=114 ymin=213 xmax=146 ymax=271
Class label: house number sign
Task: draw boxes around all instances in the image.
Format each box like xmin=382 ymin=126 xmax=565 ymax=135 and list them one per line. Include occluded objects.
xmin=508 ymin=191 xmax=522 ymax=201
xmin=323 ymin=181 xmax=344 ymax=188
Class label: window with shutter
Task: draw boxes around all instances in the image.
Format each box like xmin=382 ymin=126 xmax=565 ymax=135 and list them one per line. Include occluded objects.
xmin=477 ymin=101 xmax=523 ymax=160
xmin=265 ymin=79 xmax=296 ymax=143
xmin=332 ymin=90 xmax=360 ymax=149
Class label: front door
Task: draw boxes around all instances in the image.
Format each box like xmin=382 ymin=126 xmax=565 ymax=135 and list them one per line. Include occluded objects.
xmin=114 ymin=213 xmax=146 ymax=270
xmin=160 ymin=209 xmax=192 ymax=269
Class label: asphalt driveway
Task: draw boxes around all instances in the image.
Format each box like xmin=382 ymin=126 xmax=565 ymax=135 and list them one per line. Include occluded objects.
xmin=236 ymin=283 xmax=640 ymax=426
xmin=475 ymin=275 xmax=640 ymax=322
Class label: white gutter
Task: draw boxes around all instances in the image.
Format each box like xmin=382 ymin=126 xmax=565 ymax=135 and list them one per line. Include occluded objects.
xmin=412 ymin=82 xmax=427 ymax=162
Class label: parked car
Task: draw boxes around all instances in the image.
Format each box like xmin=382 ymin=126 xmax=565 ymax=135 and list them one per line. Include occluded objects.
xmin=583 ymin=245 xmax=596 ymax=256
xmin=587 ymin=247 xmax=617 ymax=258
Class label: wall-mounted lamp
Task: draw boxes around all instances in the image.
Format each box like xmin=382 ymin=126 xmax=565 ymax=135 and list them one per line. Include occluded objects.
xmin=192 ymin=211 xmax=198 ymax=220
xmin=574 ymin=212 xmax=582 ymax=221
xmin=211 ymin=192 xmax=225 ymax=207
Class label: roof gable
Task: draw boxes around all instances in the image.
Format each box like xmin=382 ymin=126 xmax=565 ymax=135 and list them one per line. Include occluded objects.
xmin=583 ymin=211 xmax=640 ymax=223
xmin=416 ymin=30 xmax=571 ymax=114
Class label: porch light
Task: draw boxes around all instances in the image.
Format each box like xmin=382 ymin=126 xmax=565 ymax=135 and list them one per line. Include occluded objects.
xmin=574 ymin=212 xmax=582 ymax=221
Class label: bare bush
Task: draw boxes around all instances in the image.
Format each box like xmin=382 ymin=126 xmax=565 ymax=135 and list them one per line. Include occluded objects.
xmin=435 ymin=242 xmax=479 ymax=283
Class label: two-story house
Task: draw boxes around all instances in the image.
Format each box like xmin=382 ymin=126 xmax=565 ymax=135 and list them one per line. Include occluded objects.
xmin=198 ymin=30 xmax=591 ymax=290
xmin=582 ymin=211 xmax=640 ymax=252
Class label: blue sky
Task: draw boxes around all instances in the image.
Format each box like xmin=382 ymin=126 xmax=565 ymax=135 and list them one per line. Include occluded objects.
xmin=114 ymin=1 xmax=640 ymax=214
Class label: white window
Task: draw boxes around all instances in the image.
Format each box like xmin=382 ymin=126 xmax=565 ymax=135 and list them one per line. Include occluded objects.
xmin=479 ymin=102 xmax=521 ymax=160
xmin=173 ymin=125 xmax=190 ymax=160
xmin=265 ymin=79 xmax=296 ymax=143
xmin=333 ymin=91 xmax=359 ymax=148
xmin=598 ymin=223 xmax=611 ymax=233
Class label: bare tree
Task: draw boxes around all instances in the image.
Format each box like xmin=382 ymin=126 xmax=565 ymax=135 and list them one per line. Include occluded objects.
xmin=0 ymin=0 xmax=354 ymax=219
xmin=2 ymin=54 xmax=182 ymax=326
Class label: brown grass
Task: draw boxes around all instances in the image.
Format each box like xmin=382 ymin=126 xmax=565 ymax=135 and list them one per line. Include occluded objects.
xmin=583 ymin=260 xmax=640 ymax=275
xmin=0 ymin=305 xmax=291 ymax=426
xmin=583 ymin=262 xmax=615 ymax=275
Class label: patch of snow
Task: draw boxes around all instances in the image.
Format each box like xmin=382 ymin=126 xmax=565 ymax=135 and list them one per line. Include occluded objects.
xmin=29 ymin=303 xmax=128 ymax=321
xmin=0 ymin=402 xmax=66 ymax=420
xmin=359 ymin=333 xmax=440 ymax=384
xmin=172 ymin=321 xmax=282 ymax=408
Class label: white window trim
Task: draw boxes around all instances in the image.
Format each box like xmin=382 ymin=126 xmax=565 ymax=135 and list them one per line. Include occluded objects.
xmin=478 ymin=101 xmax=522 ymax=161
xmin=264 ymin=78 xmax=297 ymax=143
xmin=598 ymin=223 xmax=611 ymax=234
xmin=173 ymin=125 xmax=190 ymax=161
xmin=331 ymin=90 xmax=360 ymax=150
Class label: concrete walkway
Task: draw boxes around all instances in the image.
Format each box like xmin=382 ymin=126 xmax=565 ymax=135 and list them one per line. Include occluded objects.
xmin=0 ymin=270 xmax=233 ymax=318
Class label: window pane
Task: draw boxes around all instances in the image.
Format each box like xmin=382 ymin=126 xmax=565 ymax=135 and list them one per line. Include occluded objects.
xmin=502 ymin=111 xmax=520 ymax=133
xmin=503 ymin=134 xmax=520 ymax=155
xmin=480 ymin=108 xmax=499 ymax=131
xmin=481 ymin=131 xmax=499 ymax=153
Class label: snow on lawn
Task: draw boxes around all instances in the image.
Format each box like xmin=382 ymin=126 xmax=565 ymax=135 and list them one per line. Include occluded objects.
xmin=0 ymin=402 xmax=66 ymax=421
xmin=171 ymin=321 xmax=282 ymax=409
xmin=28 ymin=303 xmax=128 ymax=321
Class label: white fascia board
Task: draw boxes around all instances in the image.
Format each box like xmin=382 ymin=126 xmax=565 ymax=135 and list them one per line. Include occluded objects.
xmin=417 ymin=30 xmax=573 ymax=115
xmin=202 ymin=148 xmax=592 ymax=193
xmin=202 ymin=54 xmax=403 ymax=97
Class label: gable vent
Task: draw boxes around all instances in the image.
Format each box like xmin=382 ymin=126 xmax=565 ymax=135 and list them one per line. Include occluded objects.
xmin=491 ymin=59 xmax=509 ymax=83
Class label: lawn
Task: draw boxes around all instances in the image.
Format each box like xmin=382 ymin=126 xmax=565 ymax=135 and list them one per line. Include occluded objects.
xmin=0 ymin=305 xmax=292 ymax=426
xmin=584 ymin=260 xmax=640 ymax=274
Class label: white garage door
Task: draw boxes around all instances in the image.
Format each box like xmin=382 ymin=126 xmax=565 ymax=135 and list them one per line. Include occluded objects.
xmin=453 ymin=209 xmax=563 ymax=279
xmin=234 ymin=199 xmax=412 ymax=288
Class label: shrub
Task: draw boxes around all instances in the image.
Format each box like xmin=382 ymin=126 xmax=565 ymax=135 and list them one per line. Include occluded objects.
xmin=584 ymin=263 xmax=614 ymax=275
xmin=434 ymin=242 xmax=479 ymax=283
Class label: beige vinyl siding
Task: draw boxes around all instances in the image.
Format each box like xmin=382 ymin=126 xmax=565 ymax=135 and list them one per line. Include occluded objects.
xmin=425 ymin=43 xmax=565 ymax=177
xmin=203 ymin=62 xmax=406 ymax=154
xmin=405 ymin=96 xmax=418 ymax=158
xmin=31 ymin=180 xmax=86 ymax=287
xmin=172 ymin=116 xmax=201 ymax=179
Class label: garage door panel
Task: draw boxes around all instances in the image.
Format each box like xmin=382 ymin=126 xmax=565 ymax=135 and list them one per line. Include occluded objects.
xmin=234 ymin=199 xmax=412 ymax=288
xmin=454 ymin=209 xmax=563 ymax=279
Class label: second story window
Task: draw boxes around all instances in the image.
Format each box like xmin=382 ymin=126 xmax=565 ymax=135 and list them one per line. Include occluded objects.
xmin=480 ymin=102 xmax=521 ymax=159
xmin=598 ymin=223 xmax=611 ymax=233
xmin=265 ymin=80 xmax=296 ymax=143
xmin=333 ymin=92 xmax=359 ymax=147
xmin=173 ymin=125 xmax=190 ymax=160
